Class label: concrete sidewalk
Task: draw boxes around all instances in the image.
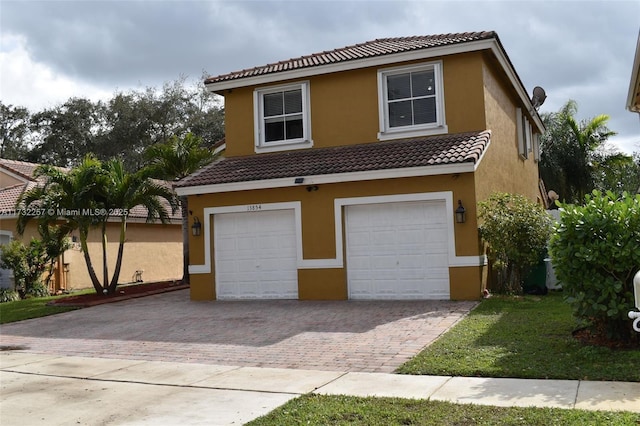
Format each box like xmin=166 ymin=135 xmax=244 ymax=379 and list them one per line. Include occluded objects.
xmin=1 ymin=352 xmax=639 ymax=425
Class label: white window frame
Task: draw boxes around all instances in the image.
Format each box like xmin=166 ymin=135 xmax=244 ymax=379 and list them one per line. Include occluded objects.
xmin=377 ymin=61 xmax=447 ymax=141
xmin=253 ymin=81 xmax=313 ymax=153
xmin=516 ymin=108 xmax=532 ymax=160
xmin=533 ymin=133 xmax=540 ymax=163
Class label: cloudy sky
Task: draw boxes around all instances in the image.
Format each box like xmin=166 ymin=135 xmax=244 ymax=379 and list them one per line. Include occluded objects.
xmin=1 ymin=0 xmax=639 ymax=153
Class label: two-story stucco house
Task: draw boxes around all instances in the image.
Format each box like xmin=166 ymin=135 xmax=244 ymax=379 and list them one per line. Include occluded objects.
xmin=175 ymin=31 xmax=545 ymax=301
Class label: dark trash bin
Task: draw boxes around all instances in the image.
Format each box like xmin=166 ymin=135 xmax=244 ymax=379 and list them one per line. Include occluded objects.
xmin=523 ymin=259 xmax=547 ymax=295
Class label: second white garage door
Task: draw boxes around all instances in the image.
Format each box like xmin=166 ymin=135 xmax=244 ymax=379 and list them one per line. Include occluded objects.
xmin=346 ymin=200 xmax=450 ymax=300
xmin=214 ymin=209 xmax=298 ymax=299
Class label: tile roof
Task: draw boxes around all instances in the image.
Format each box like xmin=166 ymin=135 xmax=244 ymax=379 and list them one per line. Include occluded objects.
xmin=205 ymin=32 xmax=496 ymax=85
xmin=0 ymin=158 xmax=180 ymax=221
xmin=176 ymin=130 xmax=491 ymax=189
xmin=0 ymin=184 xmax=25 ymax=215
xmin=0 ymin=158 xmax=66 ymax=183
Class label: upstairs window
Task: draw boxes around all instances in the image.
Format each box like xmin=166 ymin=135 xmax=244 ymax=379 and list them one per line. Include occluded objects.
xmin=254 ymin=82 xmax=312 ymax=152
xmin=378 ymin=62 xmax=447 ymax=140
xmin=516 ymin=108 xmax=532 ymax=160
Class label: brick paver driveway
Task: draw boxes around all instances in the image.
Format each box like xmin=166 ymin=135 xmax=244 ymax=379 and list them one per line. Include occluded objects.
xmin=0 ymin=290 xmax=476 ymax=373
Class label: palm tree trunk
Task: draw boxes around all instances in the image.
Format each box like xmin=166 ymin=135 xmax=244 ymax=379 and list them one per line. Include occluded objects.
xmin=181 ymin=196 xmax=190 ymax=285
xmin=101 ymin=221 xmax=109 ymax=293
xmin=109 ymin=218 xmax=127 ymax=293
xmin=80 ymin=227 xmax=102 ymax=294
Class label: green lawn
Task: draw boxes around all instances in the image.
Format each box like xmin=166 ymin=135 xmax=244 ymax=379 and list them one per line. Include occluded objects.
xmin=247 ymin=394 xmax=640 ymax=425
xmin=0 ymin=293 xmax=88 ymax=324
xmin=397 ymin=292 xmax=640 ymax=382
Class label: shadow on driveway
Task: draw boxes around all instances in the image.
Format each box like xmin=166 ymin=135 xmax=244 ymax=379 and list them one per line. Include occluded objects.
xmin=1 ymin=290 xmax=477 ymax=372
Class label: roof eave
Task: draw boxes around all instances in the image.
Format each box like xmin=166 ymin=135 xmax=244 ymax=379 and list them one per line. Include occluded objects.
xmin=175 ymin=161 xmax=479 ymax=197
xmin=0 ymin=166 xmax=33 ymax=184
xmin=626 ymin=30 xmax=640 ymax=113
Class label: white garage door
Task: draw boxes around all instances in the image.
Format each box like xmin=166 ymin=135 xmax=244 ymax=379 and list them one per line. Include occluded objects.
xmin=214 ymin=209 xmax=298 ymax=299
xmin=346 ymin=200 xmax=450 ymax=299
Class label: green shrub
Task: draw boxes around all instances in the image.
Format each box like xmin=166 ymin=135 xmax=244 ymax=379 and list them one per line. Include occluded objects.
xmin=478 ymin=192 xmax=552 ymax=294
xmin=0 ymin=288 xmax=20 ymax=303
xmin=0 ymin=238 xmax=48 ymax=298
xmin=25 ymin=283 xmax=50 ymax=298
xmin=549 ymin=190 xmax=640 ymax=343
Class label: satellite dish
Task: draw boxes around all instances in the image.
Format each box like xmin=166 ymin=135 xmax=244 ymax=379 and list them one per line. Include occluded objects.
xmin=531 ymin=86 xmax=547 ymax=110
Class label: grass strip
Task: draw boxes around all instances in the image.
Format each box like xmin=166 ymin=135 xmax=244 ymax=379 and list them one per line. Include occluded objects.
xmin=0 ymin=294 xmax=85 ymax=324
xmin=247 ymin=394 xmax=640 ymax=426
xmin=397 ymin=293 xmax=640 ymax=381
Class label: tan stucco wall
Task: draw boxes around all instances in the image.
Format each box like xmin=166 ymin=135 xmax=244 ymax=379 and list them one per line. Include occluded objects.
xmin=0 ymin=218 xmax=182 ymax=290
xmin=0 ymin=172 xmax=24 ymax=189
xmin=66 ymin=222 xmax=182 ymax=289
xmin=476 ymin=59 xmax=541 ymax=203
xmin=223 ymin=52 xmax=489 ymax=157
xmin=187 ymin=173 xmax=483 ymax=301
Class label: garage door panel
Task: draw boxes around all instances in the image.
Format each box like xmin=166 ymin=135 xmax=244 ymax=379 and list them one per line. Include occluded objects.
xmin=346 ymin=201 xmax=450 ymax=300
xmin=214 ymin=209 xmax=298 ymax=300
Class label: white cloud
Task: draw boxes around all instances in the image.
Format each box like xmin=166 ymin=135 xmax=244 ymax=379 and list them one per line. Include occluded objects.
xmin=611 ymin=133 xmax=640 ymax=156
xmin=0 ymin=33 xmax=113 ymax=111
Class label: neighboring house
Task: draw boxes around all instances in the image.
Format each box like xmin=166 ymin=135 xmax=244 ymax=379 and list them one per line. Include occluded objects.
xmin=626 ymin=30 xmax=640 ymax=194
xmin=176 ymin=31 xmax=545 ymax=301
xmin=0 ymin=158 xmax=182 ymax=292
xmin=626 ymin=30 xmax=640 ymax=114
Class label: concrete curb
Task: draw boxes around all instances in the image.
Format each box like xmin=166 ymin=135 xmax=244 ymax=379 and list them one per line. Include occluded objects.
xmin=2 ymin=352 xmax=639 ymax=425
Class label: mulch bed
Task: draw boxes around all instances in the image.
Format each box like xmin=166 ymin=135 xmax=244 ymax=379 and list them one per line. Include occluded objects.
xmin=47 ymin=280 xmax=189 ymax=308
xmin=572 ymin=327 xmax=640 ymax=350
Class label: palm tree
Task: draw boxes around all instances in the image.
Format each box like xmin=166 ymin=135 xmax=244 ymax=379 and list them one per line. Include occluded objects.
xmin=18 ymin=156 xmax=106 ymax=294
xmin=145 ymin=133 xmax=217 ymax=284
xmin=101 ymin=158 xmax=177 ymax=293
xmin=539 ymin=100 xmax=617 ymax=203
xmin=564 ymin=110 xmax=617 ymax=202
xmin=18 ymin=155 xmax=178 ymax=295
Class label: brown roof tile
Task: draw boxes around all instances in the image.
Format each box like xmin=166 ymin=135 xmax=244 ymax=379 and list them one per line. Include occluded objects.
xmin=0 ymin=158 xmax=42 ymax=181
xmin=205 ymin=32 xmax=496 ymax=85
xmin=176 ymin=130 xmax=491 ymax=188
xmin=0 ymin=184 xmax=25 ymax=214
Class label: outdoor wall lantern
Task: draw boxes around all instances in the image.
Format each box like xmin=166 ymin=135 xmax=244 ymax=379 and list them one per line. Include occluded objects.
xmin=628 ymin=270 xmax=640 ymax=333
xmin=455 ymin=200 xmax=466 ymax=224
xmin=191 ymin=216 xmax=202 ymax=237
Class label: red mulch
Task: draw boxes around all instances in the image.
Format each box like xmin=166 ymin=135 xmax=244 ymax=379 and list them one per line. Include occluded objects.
xmin=47 ymin=281 xmax=189 ymax=308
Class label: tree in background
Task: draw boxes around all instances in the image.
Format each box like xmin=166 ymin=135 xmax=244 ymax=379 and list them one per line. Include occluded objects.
xmin=145 ymin=133 xmax=216 ymax=284
xmin=0 ymin=77 xmax=225 ymax=171
xmin=592 ymin=151 xmax=640 ymax=197
xmin=539 ymin=100 xmax=639 ymax=204
xmin=28 ymin=97 xmax=100 ymax=167
xmin=0 ymin=103 xmax=31 ymax=159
